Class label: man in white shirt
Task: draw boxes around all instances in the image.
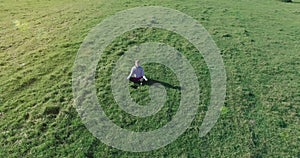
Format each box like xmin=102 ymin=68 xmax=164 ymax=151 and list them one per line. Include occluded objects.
xmin=127 ymin=60 xmax=148 ymax=85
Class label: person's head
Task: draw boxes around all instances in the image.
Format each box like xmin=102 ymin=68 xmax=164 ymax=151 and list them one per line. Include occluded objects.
xmin=135 ymin=60 xmax=140 ymax=67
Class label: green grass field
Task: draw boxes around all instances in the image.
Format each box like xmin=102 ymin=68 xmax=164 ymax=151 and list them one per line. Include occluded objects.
xmin=0 ymin=0 xmax=299 ymax=157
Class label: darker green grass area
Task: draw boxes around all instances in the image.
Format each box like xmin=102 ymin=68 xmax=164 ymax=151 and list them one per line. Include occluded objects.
xmin=0 ymin=0 xmax=299 ymax=157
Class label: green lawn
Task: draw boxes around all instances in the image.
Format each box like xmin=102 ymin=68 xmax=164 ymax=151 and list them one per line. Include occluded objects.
xmin=0 ymin=0 xmax=299 ymax=157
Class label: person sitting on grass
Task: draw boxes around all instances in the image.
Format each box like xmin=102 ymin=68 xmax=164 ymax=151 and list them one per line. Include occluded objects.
xmin=127 ymin=60 xmax=148 ymax=85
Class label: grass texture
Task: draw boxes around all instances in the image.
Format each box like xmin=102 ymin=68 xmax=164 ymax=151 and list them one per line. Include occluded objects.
xmin=0 ymin=0 xmax=299 ymax=157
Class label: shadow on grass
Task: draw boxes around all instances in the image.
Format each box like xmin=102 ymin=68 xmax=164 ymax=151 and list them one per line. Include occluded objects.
xmin=130 ymin=78 xmax=181 ymax=90
xmin=146 ymin=78 xmax=181 ymax=90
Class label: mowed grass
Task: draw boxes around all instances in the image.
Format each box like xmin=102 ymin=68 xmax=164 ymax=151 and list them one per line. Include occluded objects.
xmin=0 ymin=0 xmax=299 ymax=157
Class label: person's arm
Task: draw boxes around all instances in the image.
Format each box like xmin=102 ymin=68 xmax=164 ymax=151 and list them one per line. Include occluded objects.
xmin=143 ymin=76 xmax=148 ymax=81
xmin=141 ymin=68 xmax=148 ymax=81
xmin=127 ymin=67 xmax=134 ymax=79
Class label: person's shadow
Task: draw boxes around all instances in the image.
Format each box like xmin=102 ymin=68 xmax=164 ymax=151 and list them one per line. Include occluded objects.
xmin=130 ymin=78 xmax=181 ymax=90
